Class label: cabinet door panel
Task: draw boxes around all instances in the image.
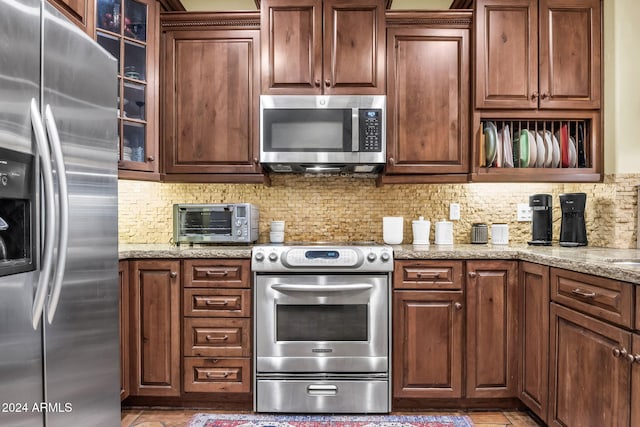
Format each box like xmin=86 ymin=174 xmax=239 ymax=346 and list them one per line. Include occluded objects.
xmin=261 ymin=0 xmax=322 ymax=93
xmin=48 ymin=0 xmax=94 ymax=35
xmin=539 ymin=0 xmax=601 ymax=109
xmin=393 ymin=291 xmax=464 ymax=398
xmin=518 ymin=262 xmax=549 ymax=422
xmin=119 ymin=261 xmax=130 ymax=401
xmin=475 ymin=0 xmax=538 ymax=109
xmin=549 ymin=303 xmax=631 ymax=427
xmin=324 ymin=0 xmax=385 ymax=94
xmin=466 ymin=260 xmax=518 ymax=398
xmin=632 ymin=334 xmax=640 ymax=427
xmin=163 ymin=30 xmax=261 ymax=174
xmin=386 ymin=27 xmax=469 ymax=174
xmin=130 ymin=260 xmax=181 ymax=397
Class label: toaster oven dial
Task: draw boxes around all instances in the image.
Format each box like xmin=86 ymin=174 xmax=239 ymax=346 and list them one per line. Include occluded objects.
xmin=236 ymin=229 xmax=242 ymax=236
xmin=236 ymin=220 xmax=243 ymax=227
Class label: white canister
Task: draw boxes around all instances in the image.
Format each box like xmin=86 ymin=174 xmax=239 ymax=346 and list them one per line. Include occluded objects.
xmin=412 ymin=216 xmax=431 ymax=245
xmin=383 ymin=216 xmax=404 ymax=245
xmin=491 ymin=223 xmax=509 ymax=245
xmin=434 ymin=220 xmax=454 ymax=245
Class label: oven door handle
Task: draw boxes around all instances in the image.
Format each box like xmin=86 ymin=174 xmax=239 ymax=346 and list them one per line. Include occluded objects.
xmin=271 ymin=283 xmax=373 ymax=292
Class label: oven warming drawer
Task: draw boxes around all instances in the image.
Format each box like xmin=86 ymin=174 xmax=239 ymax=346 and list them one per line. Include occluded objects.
xmin=256 ymin=379 xmax=390 ymax=413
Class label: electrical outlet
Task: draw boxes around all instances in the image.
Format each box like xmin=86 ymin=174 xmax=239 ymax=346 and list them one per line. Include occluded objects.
xmin=517 ymin=204 xmax=532 ymax=221
xmin=450 ymin=203 xmax=460 ymax=220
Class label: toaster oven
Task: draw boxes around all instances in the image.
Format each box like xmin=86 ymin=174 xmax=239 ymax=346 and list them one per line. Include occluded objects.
xmin=173 ymin=203 xmax=259 ymax=245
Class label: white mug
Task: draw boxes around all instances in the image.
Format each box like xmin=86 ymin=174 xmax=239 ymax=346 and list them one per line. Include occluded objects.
xmin=492 ymin=223 xmax=509 ymax=245
xmin=383 ymin=216 xmax=403 ymax=245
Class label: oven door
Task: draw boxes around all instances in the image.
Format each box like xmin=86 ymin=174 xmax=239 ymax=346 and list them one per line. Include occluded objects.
xmin=255 ymin=274 xmax=389 ymax=373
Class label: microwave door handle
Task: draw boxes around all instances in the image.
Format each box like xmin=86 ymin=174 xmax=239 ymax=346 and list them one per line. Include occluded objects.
xmin=352 ymin=108 xmax=359 ymax=151
xmin=271 ymin=283 xmax=373 ymax=293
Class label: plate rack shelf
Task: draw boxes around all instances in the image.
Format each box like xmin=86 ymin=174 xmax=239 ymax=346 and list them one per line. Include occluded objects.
xmin=471 ymin=111 xmax=602 ymax=183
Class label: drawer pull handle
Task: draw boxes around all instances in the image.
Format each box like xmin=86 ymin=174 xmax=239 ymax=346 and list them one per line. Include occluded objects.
xmin=571 ymin=288 xmax=596 ymax=298
xmin=417 ymin=272 xmax=440 ymax=279
xmin=206 ymin=334 xmax=229 ymax=341
xmin=206 ymin=270 xmax=229 ymax=277
xmin=205 ymin=299 xmax=229 ymax=306
xmin=206 ymin=371 xmax=229 ymax=379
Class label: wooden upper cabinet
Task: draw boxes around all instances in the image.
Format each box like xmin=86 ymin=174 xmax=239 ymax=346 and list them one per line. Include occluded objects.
xmin=48 ymin=0 xmax=94 ymax=35
xmin=475 ymin=0 xmax=601 ymax=110
xmin=383 ymin=13 xmax=470 ymax=180
xmin=539 ymin=0 xmax=601 ymax=109
xmin=261 ymin=0 xmax=385 ymax=94
xmin=161 ymin=14 xmax=266 ymax=182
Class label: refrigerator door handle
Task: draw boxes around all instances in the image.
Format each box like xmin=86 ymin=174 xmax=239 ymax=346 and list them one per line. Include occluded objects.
xmin=44 ymin=104 xmax=69 ymax=324
xmin=30 ymin=98 xmax=56 ymax=330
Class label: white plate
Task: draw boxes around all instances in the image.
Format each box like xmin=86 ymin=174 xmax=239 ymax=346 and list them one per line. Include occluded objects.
xmin=542 ymin=130 xmax=553 ymax=167
xmin=569 ymin=136 xmax=577 ymax=168
xmin=527 ymin=130 xmax=537 ymax=168
xmin=535 ymin=131 xmax=545 ymax=167
xmin=502 ymin=125 xmax=514 ymax=168
xmin=551 ymin=132 xmax=561 ymax=168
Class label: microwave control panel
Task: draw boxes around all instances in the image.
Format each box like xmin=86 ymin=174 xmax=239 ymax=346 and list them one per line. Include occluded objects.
xmin=358 ymin=109 xmax=383 ymax=152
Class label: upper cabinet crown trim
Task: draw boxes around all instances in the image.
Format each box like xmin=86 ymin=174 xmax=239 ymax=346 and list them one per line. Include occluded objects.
xmin=386 ymin=11 xmax=472 ymax=27
xmin=160 ymin=12 xmax=261 ymax=30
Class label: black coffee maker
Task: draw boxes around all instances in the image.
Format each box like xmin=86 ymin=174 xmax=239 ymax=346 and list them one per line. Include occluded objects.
xmin=559 ymin=193 xmax=588 ymax=247
xmin=528 ymin=194 xmax=553 ymax=246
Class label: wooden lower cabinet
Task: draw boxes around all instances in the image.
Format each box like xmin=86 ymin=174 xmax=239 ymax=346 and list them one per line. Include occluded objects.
xmin=632 ymin=334 xmax=640 ymax=427
xmin=130 ymin=260 xmax=181 ymax=397
xmin=466 ymin=260 xmax=518 ymax=398
xmin=549 ymin=303 xmax=631 ymax=427
xmin=119 ymin=260 xmax=130 ymax=401
xmin=518 ymin=262 xmax=549 ymax=422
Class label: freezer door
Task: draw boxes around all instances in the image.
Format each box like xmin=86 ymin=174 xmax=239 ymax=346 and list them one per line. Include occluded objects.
xmin=41 ymin=3 xmax=119 ymax=427
xmin=0 ymin=0 xmax=45 ymax=426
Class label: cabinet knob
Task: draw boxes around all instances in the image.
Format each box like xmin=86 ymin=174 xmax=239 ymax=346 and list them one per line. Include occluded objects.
xmin=612 ymin=347 xmax=629 ymax=359
xmin=540 ymin=93 xmax=549 ymax=100
xmin=325 ymin=79 xmax=331 ymax=87
xmin=634 ymin=354 xmax=640 ymax=364
xmin=170 ymin=271 xmax=177 ymax=278
xmin=147 ymin=156 xmax=155 ymax=162
xmin=254 ymin=157 xmax=259 ymax=165
xmin=531 ymin=92 xmax=539 ymax=100
xmin=388 ymin=157 xmax=395 ymax=165
xmin=314 ymin=79 xmax=321 ymax=87
xmin=454 ymin=302 xmax=463 ymax=310
xmin=468 ymin=271 xmax=477 ymax=278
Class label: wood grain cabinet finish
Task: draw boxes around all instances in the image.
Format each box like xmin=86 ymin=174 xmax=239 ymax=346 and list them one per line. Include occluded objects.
xmin=549 ymin=303 xmax=631 ymax=427
xmin=161 ymin=15 xmax=266 ymax=181
xmin=119 ymin=261 xmax=130 ymax=401
xmin=475 ymin=0 xmax=601 ymax=110
xmin=47 ymin=0 xmax=94 ymax=36
xmin=182 ymin=258 xmax=252 ymax=395
xmin=384 ymin=16 xmax=470 ymax=179
xmin=130 ymin=260 xmax=181 ymax=397
xmin=518 ymin=262 xmax=549 ymax=423
xmin=632 ymin=334 xmax=640 ymax=427
xmin=465 ymin=260 xmax=518 ymax=398
xmin=392 ymin=260 xmax=464 ymax=398
xmin=260 ymin=0 xmax=385 ymax=94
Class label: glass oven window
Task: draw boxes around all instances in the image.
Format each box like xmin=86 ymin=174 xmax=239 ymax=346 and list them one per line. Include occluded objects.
xmin=276 ymin=304 xmax=368 ymax=341
xmin=262 ymin=109 xmax=352 ymax=152
xmin=182 ymin=209 xmax=232 ymax=235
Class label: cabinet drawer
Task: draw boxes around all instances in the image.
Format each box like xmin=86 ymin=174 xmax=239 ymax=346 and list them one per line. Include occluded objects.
xmin=184 ymin=289 xmax=251 ymax=317
xmin=183 ymin=259 xmax=250 ymax=288
xmin=184 ymin=318 xmax=250 ymax=357
xmin=550 ymin=268 xmax=634 ymax=328
xmin=393 ymin=261 xmax=464 ymax=290
xmin=183 ymin=357 xmax=251 ymax=393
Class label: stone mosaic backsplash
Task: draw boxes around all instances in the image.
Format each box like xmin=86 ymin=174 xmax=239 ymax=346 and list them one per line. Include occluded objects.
xmin=118 ymin=173 xmax=639 ymax=248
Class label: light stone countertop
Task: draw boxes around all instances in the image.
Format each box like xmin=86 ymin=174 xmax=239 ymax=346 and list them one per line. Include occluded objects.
xmin=119 ymin=243 xmax=640 ymax=284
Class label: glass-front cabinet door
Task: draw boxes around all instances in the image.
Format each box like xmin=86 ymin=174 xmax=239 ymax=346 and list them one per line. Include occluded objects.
xmin=96 ymin=0 xmax=158 ymax=176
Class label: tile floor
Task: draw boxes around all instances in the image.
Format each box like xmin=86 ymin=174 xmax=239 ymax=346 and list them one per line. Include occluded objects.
xmin=121 ymin=408 xmax=544 ymax=427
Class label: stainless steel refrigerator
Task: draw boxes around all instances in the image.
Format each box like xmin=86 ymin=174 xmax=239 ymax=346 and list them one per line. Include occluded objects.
xmin=0 ymin=0 xmax=120 ymax=426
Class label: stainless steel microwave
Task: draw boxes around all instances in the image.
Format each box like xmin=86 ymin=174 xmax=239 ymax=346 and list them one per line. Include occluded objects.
xmin=260 ymin=95 xmax=386 ymax=174
xmin=173 ymin=203 xmax=259 ymax=245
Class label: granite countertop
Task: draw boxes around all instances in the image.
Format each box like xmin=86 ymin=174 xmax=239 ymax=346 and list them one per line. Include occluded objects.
xmin=119 ymin=243 xmax=640 ymax=284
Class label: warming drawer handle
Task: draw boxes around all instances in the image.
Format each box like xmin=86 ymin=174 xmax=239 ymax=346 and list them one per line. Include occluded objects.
xmin=206 ymin=270 xmax=229 ymax=277
xmin=271 ymin=284 xmax=373 ymax=293
xmin=307 ymin=384 xmax=338 ymax=396
xmin=571 ymin=288 xmax=596 ymax=298
xmin=206 ymin=371 xmax=229 ymax=379
xmin=30 ymin=98 xmax=56 ymax=331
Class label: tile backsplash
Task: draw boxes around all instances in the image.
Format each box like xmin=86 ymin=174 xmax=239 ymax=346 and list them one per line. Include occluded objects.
xmin=118 ymin=174 xmax=639 ymax=248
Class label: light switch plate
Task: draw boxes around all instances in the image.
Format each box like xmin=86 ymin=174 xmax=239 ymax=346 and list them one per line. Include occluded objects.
xmin=517 ymin=204 xmax=532 ymax=221
xmin=450 ymin=203 xmax=460 ymax=220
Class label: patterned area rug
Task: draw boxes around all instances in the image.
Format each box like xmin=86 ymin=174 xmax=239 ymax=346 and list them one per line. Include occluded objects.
xmin=185 ymin=414 xmax=474 ymax=427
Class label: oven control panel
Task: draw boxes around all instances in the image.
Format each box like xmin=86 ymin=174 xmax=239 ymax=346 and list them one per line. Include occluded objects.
xmin=252 ymin=245 xmax=393 ymax=273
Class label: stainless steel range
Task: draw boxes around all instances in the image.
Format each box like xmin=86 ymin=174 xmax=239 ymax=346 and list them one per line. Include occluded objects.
xmin=252 ymin=243 xmax=393 ymax=413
